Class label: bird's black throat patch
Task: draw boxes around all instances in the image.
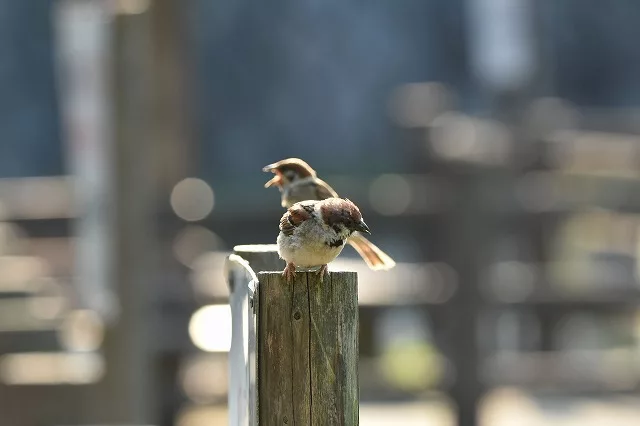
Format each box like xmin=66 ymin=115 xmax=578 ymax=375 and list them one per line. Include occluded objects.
xmin=326 ymin=237 xmax=345 ymax=248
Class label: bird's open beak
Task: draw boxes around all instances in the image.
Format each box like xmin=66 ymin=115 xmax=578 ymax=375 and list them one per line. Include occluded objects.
xmin=354 ymin=220 xmax=371 ymax=234
xmin=264 ymin=174 xmax=282 ymax=188
xmin=263 ymin=166 xmax=283 ymax=188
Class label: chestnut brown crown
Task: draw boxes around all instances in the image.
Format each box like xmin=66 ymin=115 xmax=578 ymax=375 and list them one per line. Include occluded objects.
xmin=320 ymin=198 xmax=370 ymax=235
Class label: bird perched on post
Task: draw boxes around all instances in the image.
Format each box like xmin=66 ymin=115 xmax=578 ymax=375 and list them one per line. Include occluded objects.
xmin=277 ymin=197 xmax=371 ymax=283
xmin=263 ymin=158 xmax=396 ymax=271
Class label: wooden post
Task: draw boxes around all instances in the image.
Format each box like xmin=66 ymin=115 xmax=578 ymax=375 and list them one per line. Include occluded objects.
xmin=228 ymin=246 xmax=359 ymax=425
xmin=257 ymin=271 xmax=359 ymax=426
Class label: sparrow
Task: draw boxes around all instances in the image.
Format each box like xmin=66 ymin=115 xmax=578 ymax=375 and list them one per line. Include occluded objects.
xmin=263 ymin=158 xmax=396 ymax=271
xmin=277 ymin=197 xmax=371 ymax=283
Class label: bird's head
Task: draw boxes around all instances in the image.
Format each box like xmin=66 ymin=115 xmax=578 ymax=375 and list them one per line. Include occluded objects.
xmin=319 ymin=198 xmax=371 ymax=237
xmin=263 ymin=158 xmax=316 ymax=188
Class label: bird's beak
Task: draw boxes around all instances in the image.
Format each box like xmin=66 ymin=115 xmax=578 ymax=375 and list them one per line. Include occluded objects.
xmin=262 ymin=163 xmax=277 ymax=173
xmin=354 ymin=220 xmax=371 ymax=235
xmin=263 ymin=163 xmax=282 ymax=188
xmin=264 ymin=170 xmax=283 ymax=188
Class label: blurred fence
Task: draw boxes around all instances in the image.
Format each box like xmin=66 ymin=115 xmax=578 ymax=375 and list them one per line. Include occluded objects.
xmin=1 ymin=1 xmax=640 ymax=426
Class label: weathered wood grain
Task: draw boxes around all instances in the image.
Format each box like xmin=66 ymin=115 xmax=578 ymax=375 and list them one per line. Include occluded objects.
xmin=258 ymin=272 xmax=295 ymax=425
xmin=333 ymin=272 xmax=359 ymax=426
xmin=291 ymin=273 xmax=312 ymax=424
xmin=257 ymin=270 xmax=358 ymax=426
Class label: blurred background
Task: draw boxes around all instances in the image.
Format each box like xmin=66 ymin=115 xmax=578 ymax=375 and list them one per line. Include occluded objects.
xmin=2 ymin=0 xmax=640 ymax=425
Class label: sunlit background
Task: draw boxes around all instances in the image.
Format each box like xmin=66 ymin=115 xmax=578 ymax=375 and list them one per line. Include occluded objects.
xmin=2 ymin=0 xmax=640 ymax=425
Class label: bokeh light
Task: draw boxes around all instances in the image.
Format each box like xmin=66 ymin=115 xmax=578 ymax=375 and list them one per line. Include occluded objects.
xmin=369 ymin=174 xmax=412 ymax=216
xmin=176 ymin=406 xmax=228 ymax=426
xmin=388 ymin=82 xmax=453 ymax=128
xmin=173 ymin=225 xmax=225 ymax=267
xmin=189 ymin=304 xmax=232 ymax=352
xmin=171 ymin=178 xmax=215 ymax=222
xmin=380 ymin=340 xmax=444 ymax=392
xmin=58 ymin=309 xmax=105 ymax=352
xmin=179 ymin=355 xmax=228 ymax=403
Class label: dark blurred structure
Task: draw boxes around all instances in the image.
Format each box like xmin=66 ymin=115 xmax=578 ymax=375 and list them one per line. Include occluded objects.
xmin=2 ymin=0 xmax=640 ymax=425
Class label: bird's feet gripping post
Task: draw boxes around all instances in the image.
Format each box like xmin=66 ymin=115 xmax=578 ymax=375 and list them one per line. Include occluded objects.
xmin=318 ymin=264 xmax=329 ymax=283
xmin=283 ymin=262 xmax=297 ymax=283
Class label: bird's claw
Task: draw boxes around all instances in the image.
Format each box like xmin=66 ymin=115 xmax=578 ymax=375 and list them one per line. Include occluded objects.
xmin=283 ymin=263 xmax=296 ymax=283
xmin=283 ymin=263 xmax=328 ymax=283
xmin=317 ymin=264 xmax=328 ymax=283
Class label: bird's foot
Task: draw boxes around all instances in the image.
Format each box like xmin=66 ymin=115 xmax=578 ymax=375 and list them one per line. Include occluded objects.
xmin=317 ymin=264 xmax=329 ymax=283
xmin=283 ymin=262 xmax=296 ymax=283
